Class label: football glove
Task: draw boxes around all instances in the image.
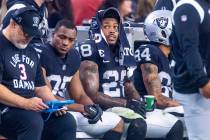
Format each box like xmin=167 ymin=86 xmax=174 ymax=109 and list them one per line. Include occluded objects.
xmin=126 ymin=99 xmax=146 ymax=119
xmin=83 ymin=104 xmax=103 ymax=124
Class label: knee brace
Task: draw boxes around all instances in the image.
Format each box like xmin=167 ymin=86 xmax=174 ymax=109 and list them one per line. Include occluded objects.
xmin=166 ymin=120 xmax=184 ymax=140
xmin=127 ymin=118 xmax=147 ymax=140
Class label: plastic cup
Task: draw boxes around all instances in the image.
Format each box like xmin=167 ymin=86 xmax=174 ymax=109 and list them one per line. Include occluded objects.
xmin=144 ymin=95 xmax=155 ymax=111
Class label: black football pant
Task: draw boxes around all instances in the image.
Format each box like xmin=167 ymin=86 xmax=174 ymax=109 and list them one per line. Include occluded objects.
xmin=0 ymin=107 xmax=76 ymax=140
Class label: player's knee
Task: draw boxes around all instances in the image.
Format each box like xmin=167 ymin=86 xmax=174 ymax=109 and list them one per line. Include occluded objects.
xmin=167 ymin=120 xmax=184 ymax=138
xmin=127 ymin=118 xmax=147 ymax=137
xmin=112 ymin=119 xmax=124 ymax=133
xmin=59 ymin=114 xmax=77 ymax=140
xmin=26 ymin=114 xmax=44 ymax=134
xmin=58 ymin=113 xmax=77 ymax=132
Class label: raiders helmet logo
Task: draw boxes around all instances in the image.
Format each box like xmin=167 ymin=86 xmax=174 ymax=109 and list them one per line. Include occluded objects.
xmin=90 ymin=17 xmax=98 ymax=30
xmin=156 ymin=17 xmax=168 ymax=29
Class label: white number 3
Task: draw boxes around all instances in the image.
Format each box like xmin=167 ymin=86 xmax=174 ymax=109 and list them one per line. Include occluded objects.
xmin=19 ymin=64 xmax=27 ymax=80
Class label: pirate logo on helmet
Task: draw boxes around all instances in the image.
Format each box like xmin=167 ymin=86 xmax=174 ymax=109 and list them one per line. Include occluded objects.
xmin=156 ymin=17 xmax=168 ymax=29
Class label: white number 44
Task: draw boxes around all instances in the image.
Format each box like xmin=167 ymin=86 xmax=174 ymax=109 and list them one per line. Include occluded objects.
xmin=135 ymin=47 xmax=151 ymax=61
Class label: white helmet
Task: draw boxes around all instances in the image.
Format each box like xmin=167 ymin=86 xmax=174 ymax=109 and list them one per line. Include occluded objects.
xmin=144 ymin=10 xmax=172 ymax=46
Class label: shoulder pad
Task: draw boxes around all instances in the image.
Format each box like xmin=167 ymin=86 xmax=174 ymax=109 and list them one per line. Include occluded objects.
xmin=77 ymin=39 xmax=99 ymax=61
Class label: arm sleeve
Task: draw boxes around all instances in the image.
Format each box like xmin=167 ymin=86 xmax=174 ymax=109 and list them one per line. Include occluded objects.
xmin=173 ymin=4 xmax=209 ymax=87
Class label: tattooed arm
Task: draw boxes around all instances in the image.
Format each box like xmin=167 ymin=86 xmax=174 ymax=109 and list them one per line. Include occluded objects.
xmin=124 ymin=80 xmax=141 ymax=100
xmin=141 ymin=63 xmax=180 ymax=108
xmin=79 ymin=60 xmax=127 ymax=109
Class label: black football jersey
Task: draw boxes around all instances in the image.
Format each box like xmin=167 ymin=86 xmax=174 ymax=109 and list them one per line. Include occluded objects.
xmin=0 ymin=32 xmax=45 ymax=98
xmin=77 ymin=40 xmax=133 ymax=98
xmin=40 ymin=44 xmax=81 ymax=98
xmin=172 ymin=0 xmax=210 ymax=93
xmin=134 ymin=44 xmax=172 ymax=98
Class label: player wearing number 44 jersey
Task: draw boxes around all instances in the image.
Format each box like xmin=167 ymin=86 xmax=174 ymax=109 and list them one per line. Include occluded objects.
xmin=39 ymin=19 xmax=124 ymax=139
xmin=133 ymin=10 xmax=184 ymax=139
xmin=77 ymin=7 xmax=147 ymax=140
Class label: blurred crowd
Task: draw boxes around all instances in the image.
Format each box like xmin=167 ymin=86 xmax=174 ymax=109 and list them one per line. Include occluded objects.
xmin=0 ymin=0 xmax=157 ymax=28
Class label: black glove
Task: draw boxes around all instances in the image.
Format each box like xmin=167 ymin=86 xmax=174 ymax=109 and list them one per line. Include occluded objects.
xmin=83 ymin=104 xmax=103 ymax=124
xmin=126 ymin=99 xmax=146 ymax=119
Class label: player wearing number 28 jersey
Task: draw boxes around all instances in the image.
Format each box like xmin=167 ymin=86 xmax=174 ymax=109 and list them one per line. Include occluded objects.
xmin=78 ymin=7 xmax=147 ymax=140
xmin=78 ymin=39 xmax=129 ymax=98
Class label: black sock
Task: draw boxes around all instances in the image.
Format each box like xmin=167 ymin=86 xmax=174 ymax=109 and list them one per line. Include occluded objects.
xmin=103 ymin=130 xmax=122 ymax=140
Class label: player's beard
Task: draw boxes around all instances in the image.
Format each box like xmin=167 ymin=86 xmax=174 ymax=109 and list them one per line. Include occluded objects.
xmin=13 ymin=42 xmax=28 ymax=49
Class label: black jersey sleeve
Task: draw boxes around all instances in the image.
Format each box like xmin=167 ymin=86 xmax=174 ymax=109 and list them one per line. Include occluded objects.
xmin=33 ymin=46 xmax=46 ymax=87
xmin=77 ymin=40 xmax=100 ymax=64
xmin=39 ymin=46 xmax=48 ymax=71
xmin=35 ymin=52 xmax=46 ymax=87
xmin=173 ymin=4 xmax=209 ymax=87
xmin=68 ymin=48 xmax=81 ymax=75
xmin=135 ymin=44 xmax=159 ymax=66
xmin=35 ymin=61 xmax=46 ymax=87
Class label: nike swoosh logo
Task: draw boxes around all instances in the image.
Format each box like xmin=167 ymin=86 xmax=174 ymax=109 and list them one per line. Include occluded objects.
xmin=103 ymin=60 xmax=110 ymax=63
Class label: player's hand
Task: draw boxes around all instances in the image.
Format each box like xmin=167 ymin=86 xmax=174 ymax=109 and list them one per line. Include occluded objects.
xmin=200 ymin=81 xmax=210 ymax=98
xmin=54 ymin=107 xmax=67 ymax=117
xmin=126 ymin=99 xmax=146 ymax=119
xmin=83 ymin=104 xmax=103 ymax=124
xmin=24 ymin=97 xmax=48 ymax=111
xmin=156 ymin=96 xmax=180 ymax=108
xmin=169 ymin=100 xmax=180 ymax=107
